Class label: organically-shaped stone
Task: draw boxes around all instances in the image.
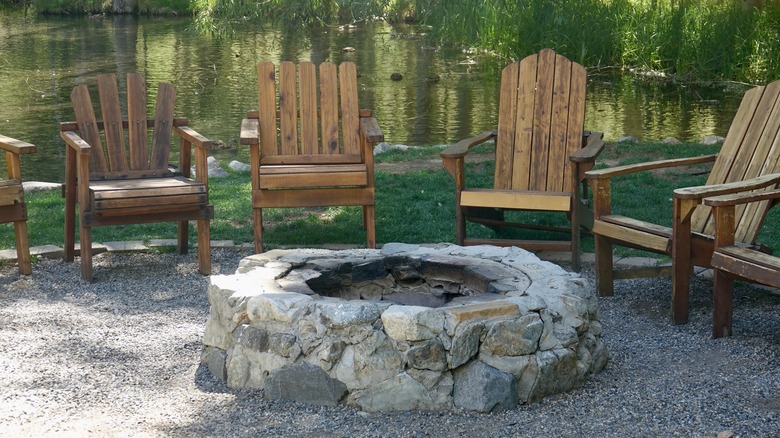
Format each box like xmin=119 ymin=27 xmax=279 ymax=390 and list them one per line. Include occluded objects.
xmin=453 ymin=361 xmax=518 ymax=412
xmin=265 ymin=363 xmax=347 ymax=407
xmin=334 ymin=331 xmax=403 ymax=389
xmin=381 ymin=305 xmax=444 ymax=341
xmin=351 ymin=372 xmax=453 ymax=412
xmin=482 ymin=314 xmax=543 ymax=357
xmin=528 ymin=349 xmax=580 ymax=401
xmin=315 ymin=300 xmax=381 ymax=329
xmin=448 ymin=322 xmax=484 ymax=369
xmin=247 ymin=292 xmax=312 ymax=323
xmin=444 ymin=301 xmax=520 ymax=335
xmin=406 ymin=339 xmax=447 ymax=371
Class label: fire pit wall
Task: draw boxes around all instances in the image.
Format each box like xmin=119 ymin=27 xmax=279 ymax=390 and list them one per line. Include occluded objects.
xmin=202 ymin=243 xmax=609 ymax=413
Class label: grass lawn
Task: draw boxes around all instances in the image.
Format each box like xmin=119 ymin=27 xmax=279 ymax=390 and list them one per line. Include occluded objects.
xmin=3 ymin=140 xmax=779 ymax=260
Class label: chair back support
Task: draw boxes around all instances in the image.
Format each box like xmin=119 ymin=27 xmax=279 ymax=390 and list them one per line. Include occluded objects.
xmin=692 ymin=80 xmax=780 ymax=242
xmin=257 ymin=61 xmax=363 ymax=165
xmin=70 ymin=73 xmax=176 ymax=179
xmin=494 ymin=48 xmax=587 ymax=193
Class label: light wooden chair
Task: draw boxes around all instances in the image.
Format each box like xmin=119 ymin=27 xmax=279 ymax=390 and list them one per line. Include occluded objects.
xmin=0 ymin=134 xmax=36 ymax=274
xmin=586 ymin=79 xmax=780 ymax=325
xmin=706 ymin=183 xmax=780 ymax=337
xmin=440 ymin=48 xmax=604 ymax=271
xmin=60 ymin=73 xmax=214 ymax=281
xmin=240 ymin=61 xmax=384 ymax=253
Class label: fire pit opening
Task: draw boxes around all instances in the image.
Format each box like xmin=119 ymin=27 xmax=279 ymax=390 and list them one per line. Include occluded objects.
xmin=202 ymin=243 xmax=608 ymax=413
xmin=307 ymin=255 xmax=507 ymax=308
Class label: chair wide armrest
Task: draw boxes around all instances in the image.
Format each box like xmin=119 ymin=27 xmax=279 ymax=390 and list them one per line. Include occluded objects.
xmin=570 ymin=131 xmax=604 ymax=163
xmin=441 ymin=130 xmax=497 ymax=159
xmin=0 ymin=134 xmax=36 ymax=155
xmin=360 ymin=116 xmax=384 ymax=144
xmin=586 ymin=153 xmax=718 ymax=181
xmin=60 ymin=131 xmax=92 ymax=155
xmin=704 ymin=187 xmax=780 ymax=207
xmin=175 ymin=126 xmax=215 ymax=149
xmin=240 ymin=118 xmax=259 ymax=146
xmin=675 ymin=172 xmax=780 ymax=200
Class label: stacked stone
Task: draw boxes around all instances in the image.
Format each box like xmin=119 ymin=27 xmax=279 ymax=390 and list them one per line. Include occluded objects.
xmin=202 ymin=243 xmax=609 ymax=412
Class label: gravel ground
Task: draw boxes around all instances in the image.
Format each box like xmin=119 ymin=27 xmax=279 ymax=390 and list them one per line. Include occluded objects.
xmin=1 ymin=248 xmax=778 ymax=437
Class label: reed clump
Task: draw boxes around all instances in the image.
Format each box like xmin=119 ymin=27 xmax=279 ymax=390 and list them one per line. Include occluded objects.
xmin=10 ymin=0 xmax=780 ymax=82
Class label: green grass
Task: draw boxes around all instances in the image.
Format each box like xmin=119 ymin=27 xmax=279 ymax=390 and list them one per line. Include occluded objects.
xmin=3 ymin=140 xmax=780 ymax=260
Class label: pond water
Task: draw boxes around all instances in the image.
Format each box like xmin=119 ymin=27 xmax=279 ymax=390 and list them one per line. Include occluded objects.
xmin=0 ymin=11 xmax=744 ymax=182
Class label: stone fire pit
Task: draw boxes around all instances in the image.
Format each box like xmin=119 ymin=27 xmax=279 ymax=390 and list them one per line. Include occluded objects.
xmin=202 ymin=243 xmax=608 ymax=412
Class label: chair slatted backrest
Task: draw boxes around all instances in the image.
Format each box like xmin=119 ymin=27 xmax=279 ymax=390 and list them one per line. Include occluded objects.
xmin=257 ymin=61 xmax=363 ymax=165
xmin=494 ymin=48 xmax=587 ymax=193
xmin=691 ymin=79 xmax=780 ymax=243
xmin=70 ymin=73 xmax=176 ymax=179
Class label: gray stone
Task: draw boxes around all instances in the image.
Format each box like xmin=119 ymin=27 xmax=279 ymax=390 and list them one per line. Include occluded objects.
xmin=334 ymin=331 xmax=403 ymax=389
xmin=268 ymin=333 xmax=298 ymax=358
xmin=662 ymin=136 xmax=681 ymax=144
xmin=265 ymin=363 xmax=347 ymax=407
xmin=617 ymin=135 xmax=638 ymax=143
xmin=351 ymin=371 xmax=453 ymax=411
xmin=482 ymin=315 xmax=543 ymax=357
xmin=448 ymin=322 xmax=484 ymax=369
xmin=22 ymin=181 xmax=61 ymax=192
xmin=529 ymin=349 xmax=580 ymax=401
xmin=316 ymin=301 xmax=381 ymax=329
xmin=453 ymin=361 xmax=518 ymax=412
xmin=228 ymin=160 xmax=251 ymax=172
xmin=381 ymin=305 xmax=444 ymax=341
xmin=351 ymin=259 xmax=387 ymax=282
xmin=201 ymin=346 xmax=227 ymax=382
xmin=235 ymin=325 xmax=269 ymax=351
xmin=701 ymin=135 xmax=725 ymax=145
xmin=406 ymin=339 xmax=447 ymax=371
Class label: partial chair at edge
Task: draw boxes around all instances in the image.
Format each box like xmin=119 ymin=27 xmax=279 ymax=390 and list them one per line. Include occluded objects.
xmin=0 ymin=134 xmax=36 ymax=274
xmin=586 ymin=78 xmax=780 ymax=325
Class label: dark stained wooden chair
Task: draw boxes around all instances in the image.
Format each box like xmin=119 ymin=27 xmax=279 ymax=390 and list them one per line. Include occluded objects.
xmin=440 ymin=48 xmax=604 ymax=271
xmin=706 ymin=183 xmax=780 ymax=337
xmin=0 ymin=134 xmax=36 ymax=274
xmin=60 ymin=73 xmax=214 ymax=281
xmin=586 ymin=79 xmax=780 ymax=325
xmin=240 ymin=61 xmax=384 ymax=253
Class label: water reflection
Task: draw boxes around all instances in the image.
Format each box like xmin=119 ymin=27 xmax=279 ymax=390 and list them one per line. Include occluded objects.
xmin=0 ymin=11 xmax=745 ymax=182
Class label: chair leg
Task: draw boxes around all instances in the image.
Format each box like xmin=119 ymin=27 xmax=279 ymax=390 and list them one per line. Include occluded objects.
xmin=177 ymin=220 xmax=189 ymax=255
xmin=64 ymin=195 xmax=76 ymax=263
xmin=253 ymin=208 xmax=264 ymax=253
xmin=571 ymin=203 xmax=581 ymax=273
xmin=365 ymin=205 xmax=376 ymax=249
xmin=80 ymin=225 xmax=93 ymax=281
xmin=14 ymin=220 xmax=31 ymax=275
xmin=197 ymin=219 xmax=211 ymax=275
xmin=455 ymin=205 xmax=466 ymax=246
xmin=712 ymin=269 xmax=733 ymax=338
xmin=594 ymin=235 xmax=614 ymax=296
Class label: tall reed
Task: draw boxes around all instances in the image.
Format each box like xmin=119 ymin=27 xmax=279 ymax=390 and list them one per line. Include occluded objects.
xmin=417 ymin=0 xmax=780 ymax=83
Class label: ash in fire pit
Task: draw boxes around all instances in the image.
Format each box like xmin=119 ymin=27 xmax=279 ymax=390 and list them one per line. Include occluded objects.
xmin=202 ymin=243 xmax=608 ymax=412
xmin=305 ymin=254 xmax=520 ymax=308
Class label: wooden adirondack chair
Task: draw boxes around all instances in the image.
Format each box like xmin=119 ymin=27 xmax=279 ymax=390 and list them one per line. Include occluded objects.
xmin=440 ymin=49 xmax=605 ymax=271
xmin=706 ymin=182 xmax=780 ymax=337
xmin=240 ymin=61 xmax=384 ymax=253
xmin=60 ymin=73 xmax=214 ymax=281
xmin=1 ymin=134 xmax=36 ymax=274
xmin=586 ymin=79 xmax=780 ymax=325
